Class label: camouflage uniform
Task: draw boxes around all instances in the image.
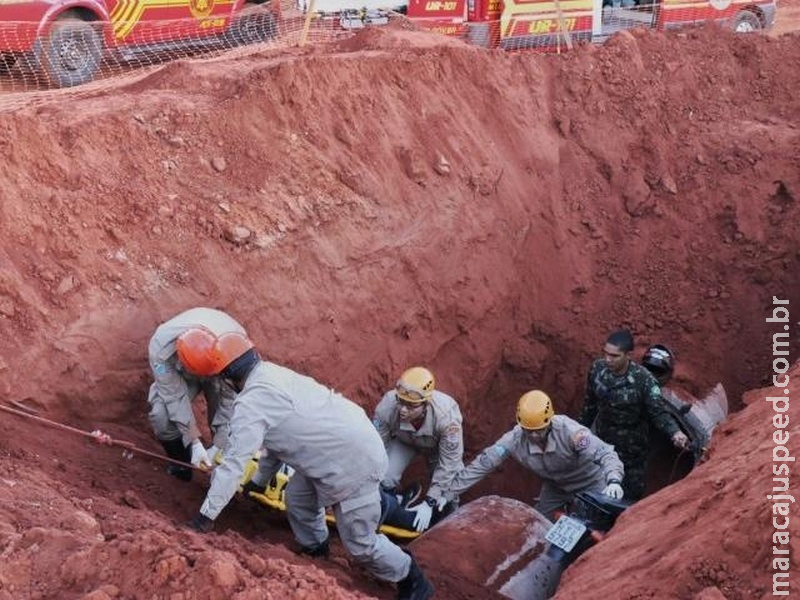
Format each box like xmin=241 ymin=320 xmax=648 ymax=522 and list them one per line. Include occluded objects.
xmin=579 ymin=359 xmax=681 ymax=500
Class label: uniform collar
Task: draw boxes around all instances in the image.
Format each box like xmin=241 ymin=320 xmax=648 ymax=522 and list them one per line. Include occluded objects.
xmin=398 ymin=406 xmax=434 ymax=434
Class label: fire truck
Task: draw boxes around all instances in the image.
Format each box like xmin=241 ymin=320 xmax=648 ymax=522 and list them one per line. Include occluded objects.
xmin=0 ymin=0 xmax=280 ymax=87
xmin=0 ymin=0 xmax=775 ymax=89
xmin=406 ymin=0 xmax=776 ymax=49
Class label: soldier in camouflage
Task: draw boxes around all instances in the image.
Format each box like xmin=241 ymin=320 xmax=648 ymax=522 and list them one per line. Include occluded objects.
xmin=579 ymin=329 xmax=688 ymax=500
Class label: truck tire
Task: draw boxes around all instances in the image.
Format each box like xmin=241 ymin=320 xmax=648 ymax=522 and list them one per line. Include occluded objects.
xmin=230 ymin=11 xmax=278 ymax=46
xmin=37 ymin=16 xmax=102 ymax=88
xmin=731 ymin=9 xmax=762 ymax=32
xmin=0 ymin=53 xmax=18 ymax=74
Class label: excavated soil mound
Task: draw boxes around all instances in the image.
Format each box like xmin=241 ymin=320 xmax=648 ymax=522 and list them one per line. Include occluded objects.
xmin=0 ymin=17 xmax=798 ymax=600
xmin=554 ymin=365 xmax=800 ymax=599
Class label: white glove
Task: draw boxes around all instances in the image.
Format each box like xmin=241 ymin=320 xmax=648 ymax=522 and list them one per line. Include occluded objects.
xmin=672 ymin=431 xmax=689 ymax=449
xmin=190 ymin=440 xmax=213 ymax=470
xmin=410 ymin=501 xmax=434 ymax=532
xmin=435 ymin=496 xmax=448 ymax=510
xmin=206 ymin=445 xmax=221 ymax=465
xmin=603 ymin=482 xmax=624 ymax=500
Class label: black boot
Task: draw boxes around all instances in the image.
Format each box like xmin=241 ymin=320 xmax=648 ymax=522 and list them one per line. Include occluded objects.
xmin=160 ymin=438 xmax=193 ymax=482
xmin=296 ymin=538 xmax=330 ymax=558
xmin=397 ymin=553 xmax=434 ymax=600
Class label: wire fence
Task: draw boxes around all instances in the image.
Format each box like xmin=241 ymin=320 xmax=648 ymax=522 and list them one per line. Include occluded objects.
xmin=0 ymin=0 xmax=776 ymax=101
xmin=0 ymin=0 xmax=362 ymax=93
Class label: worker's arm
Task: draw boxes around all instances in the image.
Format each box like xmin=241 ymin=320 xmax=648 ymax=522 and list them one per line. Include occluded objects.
xmin=641 ymin=372 xmax=681 ymax=438
xmin=150 ymin=358 xmax=201 ymax=445
xmin=372 ymin=391 xmax=396 ymax=447
xmin=578 ymin=362 xmax=600 ymax=428
xmin=444 ymin=429 xmax=515 ymax=500
xmin=428 ymin=406 xmax=465 ymax=501
xmin=578 ymin=428 xmax=624 ymax=484
xmin=199 ymin=388 xmax=269 ymax=520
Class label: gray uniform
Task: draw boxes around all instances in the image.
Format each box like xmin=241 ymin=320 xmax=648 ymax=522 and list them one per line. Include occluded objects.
xmin=447 ymin=415 xmax=624 ymax=520
xmin=373 ymin=390 xmax=464 ymax=502
xmin=199 ymin=361 xmax=412 ymax=583
xmin=147 ymin=307 xmax=244 ymax=448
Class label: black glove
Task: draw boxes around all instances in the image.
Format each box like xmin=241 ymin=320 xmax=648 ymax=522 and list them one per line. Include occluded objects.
xmin=241 ymin=480 xmax=267 ymax=496
xmin=187 ymin=512 xmax=214 ymax=533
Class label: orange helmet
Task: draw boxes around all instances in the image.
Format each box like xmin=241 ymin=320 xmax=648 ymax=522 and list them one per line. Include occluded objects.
xmin=176 ymin=328 xmax=254 ymax=377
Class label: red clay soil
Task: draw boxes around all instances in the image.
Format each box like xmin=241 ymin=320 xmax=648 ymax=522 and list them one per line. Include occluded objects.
xmin=554 ymin=364 xmax=800 ymax=600
xmin=0 ymin=11 xmax=798 ymax=600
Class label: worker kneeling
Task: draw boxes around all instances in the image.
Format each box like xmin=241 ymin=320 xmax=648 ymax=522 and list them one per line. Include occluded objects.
xmin=181 ymin=328 xmax=434 ymax=600
xmin=435 ymin=390 xmax=625 ymax=521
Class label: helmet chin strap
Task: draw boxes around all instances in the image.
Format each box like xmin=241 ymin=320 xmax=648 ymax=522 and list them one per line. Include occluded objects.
xmin=223 ymin=349 xmax=260 ymax=388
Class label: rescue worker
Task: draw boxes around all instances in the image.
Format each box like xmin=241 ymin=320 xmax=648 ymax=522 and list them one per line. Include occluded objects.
xmin=147 ymin=307 xmax=245 ymax=481
xmin=432 ymin=390 xmax=625 ymax=521
xmin=373 ymin=366 xmax=464 ymax=532
xmin=181 ymin=329 xmax=434 ymax=600
xmin=579 ymin=329 xmax=688 ymax=500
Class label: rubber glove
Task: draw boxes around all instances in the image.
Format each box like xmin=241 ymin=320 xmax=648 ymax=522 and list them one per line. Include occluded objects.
xmin=206 ymin=444 xmax=222 ymax=465
xmin=90 ymin=430 xmax=114 ymax=445
xmin=672 ymin=431 xmax=689 ymax=449
xmin=410 ymin=501 xmax=434 ymax=532
xmin=190 ymin=440 xmax=213 ymax=470
xmin=603 ymin=482 xmax=624 ymax=500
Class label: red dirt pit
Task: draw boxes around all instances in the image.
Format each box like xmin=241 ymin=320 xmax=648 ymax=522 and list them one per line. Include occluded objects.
xmin=0 ymin=7 xmax=798 ymax=599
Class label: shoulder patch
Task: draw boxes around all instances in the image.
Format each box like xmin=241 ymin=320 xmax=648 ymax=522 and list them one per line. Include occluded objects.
xmin=153 ymin=362 xmax=168 ymax=376
xmin=492 ymin=444 xmax=508 ymax=458
xmin=441 ymin=422 xmax=462 ymax=452
xmin=651 ymin=384 xmax=661 ymax=396
xmin=442 ymin=439 xmax=460 ymax=452
xmin=573 ymin=429 xmax=590 ymax=452
xmin=444 ymin=422 xmax=461 ymax=437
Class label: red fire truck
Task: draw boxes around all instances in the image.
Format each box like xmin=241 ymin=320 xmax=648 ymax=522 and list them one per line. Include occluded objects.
xmin=0 ymin=0 xmax=776 ymax=88
xmin=0 ymin=0 xmax=280 ymax=87
xmin=406 ymin=0 xmax=776 ymax=49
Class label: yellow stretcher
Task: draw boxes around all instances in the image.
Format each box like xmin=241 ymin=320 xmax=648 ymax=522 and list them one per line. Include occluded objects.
xmin=240 ymin=459 xmax=421 ymax=540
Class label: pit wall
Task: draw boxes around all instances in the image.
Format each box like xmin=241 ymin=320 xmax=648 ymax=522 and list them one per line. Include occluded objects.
xmin=0 ymin=29 xmax=796 ymax=465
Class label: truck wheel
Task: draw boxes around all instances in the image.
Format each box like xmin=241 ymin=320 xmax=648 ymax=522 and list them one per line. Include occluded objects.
xmin=732 ymin=9 xmax=762 ymax=32
xmin=230 ymin=11 xmax=278 ymax=46
xmin=0 ymin=53 xmax=18 ymax=74
xmin=38 ymin=17 xmax=102 ymax=88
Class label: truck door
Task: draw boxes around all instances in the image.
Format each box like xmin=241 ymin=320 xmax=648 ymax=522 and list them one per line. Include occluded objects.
xmin=108 ymin=0 xmax=239 ymax=47
xmin=498 ymin=0 xmax=594 ymax=50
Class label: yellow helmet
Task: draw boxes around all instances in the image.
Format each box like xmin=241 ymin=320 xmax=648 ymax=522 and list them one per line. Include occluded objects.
xmin=516 ymin=390 xmax=554 ymax=430
xmin=396 ymin=367 xmax=435 ymax=404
